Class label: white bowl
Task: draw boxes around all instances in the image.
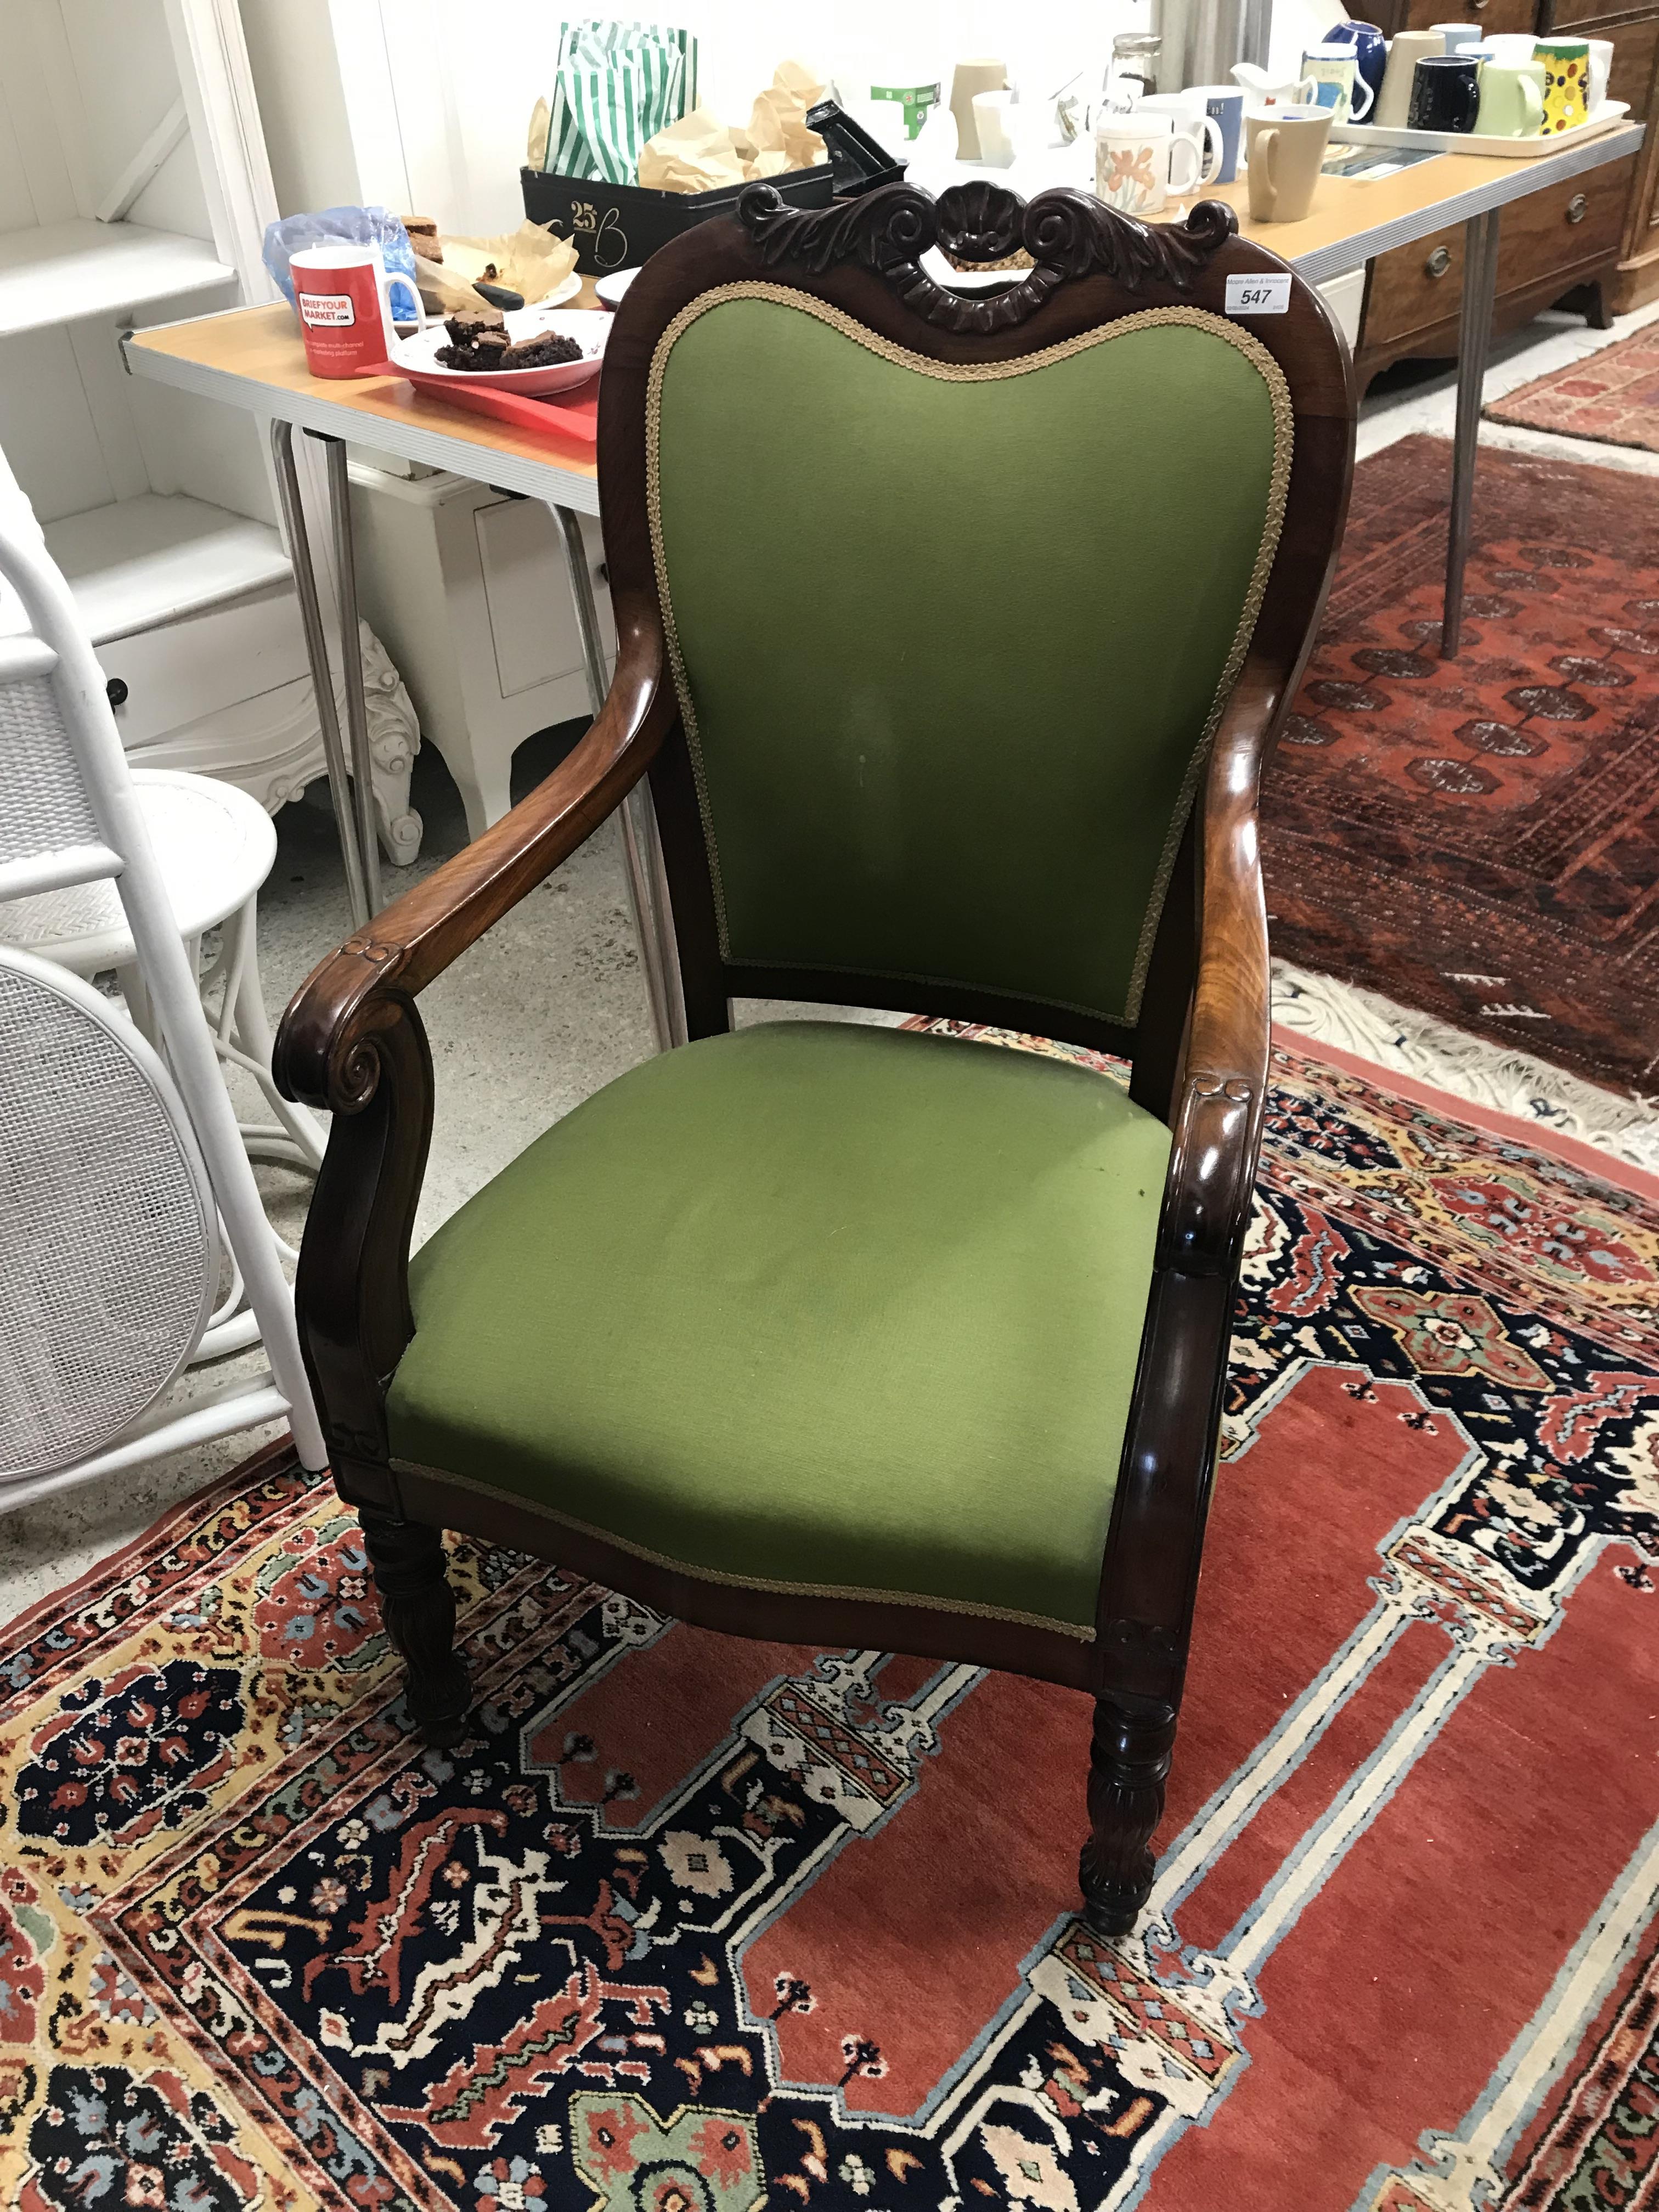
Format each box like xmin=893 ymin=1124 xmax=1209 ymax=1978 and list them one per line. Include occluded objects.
xmin=595 ymin=267 xmax=642 ymax=310
xmin=394 ymin=304 xmax=607 ymax=396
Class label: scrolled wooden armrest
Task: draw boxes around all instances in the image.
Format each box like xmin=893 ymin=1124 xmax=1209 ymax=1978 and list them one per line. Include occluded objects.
xmin=1155 ymin=684 xmax=1273 ymax=1279
xmin=275 ymin=617 xmax=673 ymax=1116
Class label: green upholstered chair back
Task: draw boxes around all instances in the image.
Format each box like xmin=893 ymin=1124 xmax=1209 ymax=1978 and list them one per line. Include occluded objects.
xmin=645 ymin=285 xmax=1294 ymax=1029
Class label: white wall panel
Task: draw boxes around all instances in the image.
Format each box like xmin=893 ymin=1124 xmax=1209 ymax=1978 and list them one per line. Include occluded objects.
xmin=0 ymin=328 xmax=114 ymax=522
xmin=240 ymin=0 xmax=1327 ymax=236
xmin=238 ymin=0 xmax=364 ymax=213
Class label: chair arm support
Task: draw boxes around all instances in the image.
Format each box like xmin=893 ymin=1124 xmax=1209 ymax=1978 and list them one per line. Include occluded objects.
xmin=1090 ymin=692 xmax=1276 ymax=1702
xmin=275 ymin=614 xmax=673 ymax=1116
xmin=1155 ymin=698 xmax=1272 ymax=1279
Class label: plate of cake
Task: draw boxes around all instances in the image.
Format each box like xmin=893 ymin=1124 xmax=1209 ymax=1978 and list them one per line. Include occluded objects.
xmin=394 ymin=303 xmax=607 ymax=396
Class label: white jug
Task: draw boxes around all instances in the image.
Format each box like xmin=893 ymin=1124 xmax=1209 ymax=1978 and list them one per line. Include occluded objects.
xmin=1231 ymin=60 xmax=1320 ymax=105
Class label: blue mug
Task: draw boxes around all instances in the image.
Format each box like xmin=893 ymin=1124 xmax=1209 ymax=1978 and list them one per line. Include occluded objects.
xmin=1185 ymin=82 xmax=1245 ymax=180
xmin=1322 ymin=18 xmax=1389 ymax=102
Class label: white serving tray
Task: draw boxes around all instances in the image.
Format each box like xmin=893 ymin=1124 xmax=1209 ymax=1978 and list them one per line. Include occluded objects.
xmin=1328 ymin=99 xmax=1627 ymax=160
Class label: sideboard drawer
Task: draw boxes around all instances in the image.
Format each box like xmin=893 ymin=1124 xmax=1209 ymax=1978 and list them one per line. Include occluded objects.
xmin=1544 ymin=0 xmax=1655 ymax=31
xmin=1607 ymin=14 xmax=1659 ymax=118
xmin=1400 ymin=0 xmax=1537 ymax=35
xmin=1363 ymin=221 xmax=1466 ymax=347
xmin=1495 ymin=156 xmax=1633 ymax=285
xmin=1362 ymin=158 xmax=1630 ymax=352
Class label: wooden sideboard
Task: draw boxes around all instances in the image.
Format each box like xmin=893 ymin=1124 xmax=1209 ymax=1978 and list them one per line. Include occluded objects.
xmin=1348 ymin=0 xmax=1659 ymax=386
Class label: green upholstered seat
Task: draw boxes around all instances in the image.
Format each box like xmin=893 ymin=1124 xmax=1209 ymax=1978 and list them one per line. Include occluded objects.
xmin=387 ymin=1022 xmax=1172 ymax=1637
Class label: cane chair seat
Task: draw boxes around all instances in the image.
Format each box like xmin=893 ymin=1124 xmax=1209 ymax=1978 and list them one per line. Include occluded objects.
xmin=387 ymin=1020 xmax=1171 ymax=1637
xmin=0 ymin=769 xmax=276 ymax=973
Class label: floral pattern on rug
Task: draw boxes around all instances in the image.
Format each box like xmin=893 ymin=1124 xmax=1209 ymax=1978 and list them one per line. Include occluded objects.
xmin=5 ymin=1037 xmax=1659 ymax=2210
xmin=1262 ymin=434 xmax=1659 ymax=1099
xmin=1484 ymin=321 xmax=1659 ymax=454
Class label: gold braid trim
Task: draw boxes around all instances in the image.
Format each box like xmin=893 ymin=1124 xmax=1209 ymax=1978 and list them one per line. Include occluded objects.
xmin=645 ymin=282 xmax=1295 ymax=1027
xmin=390 ymin=1458 xmax=1097 ymax=1641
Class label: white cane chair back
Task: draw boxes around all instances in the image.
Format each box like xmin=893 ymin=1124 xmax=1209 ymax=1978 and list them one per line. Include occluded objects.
xmin=0 ymin=648 xmax=104 ymax=873
xmin=0 ymin=453 xmax=326 ymax=1509
xmin=0 ymin=947 xmax=218 ymax=1480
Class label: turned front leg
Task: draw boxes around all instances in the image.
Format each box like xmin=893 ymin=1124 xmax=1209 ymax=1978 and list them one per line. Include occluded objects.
xmin=358 ymin=1506 xmax=471 ymax=1747
xmin=1079 ymin=1694 xmax=1178 ymax=1937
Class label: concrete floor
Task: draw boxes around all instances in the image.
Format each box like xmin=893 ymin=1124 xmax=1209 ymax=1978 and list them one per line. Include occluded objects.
xmin=5 ymin=289 xmax=1659 ymax=1624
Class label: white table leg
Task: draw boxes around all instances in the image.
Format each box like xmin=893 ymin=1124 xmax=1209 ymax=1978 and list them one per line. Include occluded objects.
xmin=269 ymin=417 xmax=372 ymax=928
xmin=549 ymin=501 xmax=684 ymax=1050
xmin=1442 ymin=206 xmax=1502 ymax=660
xmin=317 ymin=432 xmax=384 ymax=916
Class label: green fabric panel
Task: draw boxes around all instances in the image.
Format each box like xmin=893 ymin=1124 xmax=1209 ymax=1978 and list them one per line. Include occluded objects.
xmin=387 ymin=1023 xmax=1171 ymax=1630
xmin=652 ymin=298 xmax=1283 ymax=1020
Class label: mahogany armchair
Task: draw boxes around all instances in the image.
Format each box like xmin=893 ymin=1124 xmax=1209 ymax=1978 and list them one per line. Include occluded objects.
xmin=275 ymin=179 xmax=1355 ymax=1937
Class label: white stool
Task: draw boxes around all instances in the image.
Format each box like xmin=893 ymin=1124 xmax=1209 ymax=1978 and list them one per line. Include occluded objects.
xmin=0 ymin=769 xmax=324 ymax=1173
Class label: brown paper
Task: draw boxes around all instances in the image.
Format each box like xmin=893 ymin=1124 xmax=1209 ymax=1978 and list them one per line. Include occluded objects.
xmin=439 ymin=221 xmax=578 ymax=304
xmin=637 ymin=61 xmax=828 ymax=193
xmin=749 ymin=58 xmax=827 ymax=168
xmin=636 ymin=107 xmax=749 ymax=192
xmin=526 ymin=96 xmax=552 ymax=170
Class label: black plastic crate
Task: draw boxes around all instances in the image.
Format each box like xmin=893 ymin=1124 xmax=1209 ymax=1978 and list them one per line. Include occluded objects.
xmin=520 ymin=104 xmax=905 ymax=277
xmin=521 ymin=162 xmax=834 ymax=276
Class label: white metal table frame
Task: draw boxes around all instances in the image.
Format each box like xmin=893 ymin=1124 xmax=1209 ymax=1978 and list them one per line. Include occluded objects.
xmin=122 ymin=326 xmax=684 ymax=1049
xmin=124 ymin=123 xmax=1643 ymax=1046
xmin=264 ymin=412 xmax=681 ymax=1051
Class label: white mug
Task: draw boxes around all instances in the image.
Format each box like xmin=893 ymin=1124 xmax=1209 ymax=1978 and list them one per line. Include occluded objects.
xmin=1135 ymin=90 xmax=1227 ymax=184
xmin=1587 ymin=37 xmax=1613 ymax=110
xmin=973 ymin=89 xmax=1018 ymax=164
xmin=1431 ymin=22 xmax=1485 ymax=52
xmin=1479 ymin=33 xmax=1537 ymax=64
xmin=1302 ymin=43 xmax=1375 ymax=121
xmin=1095 ymin=113 xmax=1203 ymax=215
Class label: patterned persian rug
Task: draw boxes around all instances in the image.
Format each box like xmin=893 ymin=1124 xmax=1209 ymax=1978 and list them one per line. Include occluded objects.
xmin=1261 ymin=434 xmax=1659 ymax=1101
xmin=6 ymin=1034 xmax=1659 ymax=2211
xmin=1484 ymin=322 xmax=1659 ymax=452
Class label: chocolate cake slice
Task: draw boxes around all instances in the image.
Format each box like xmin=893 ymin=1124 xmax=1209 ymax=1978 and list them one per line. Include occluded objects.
xmin=433 ymin=307 xmax=511 ymax=371
xmin=498 ymin=331 xmax=585 ymax=369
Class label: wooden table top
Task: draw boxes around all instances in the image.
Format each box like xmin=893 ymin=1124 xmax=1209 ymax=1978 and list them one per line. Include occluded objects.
xmin=127 ymin=287 xmax=605 ymax=507
xmin=126 ymin=123 xmax=1642 ymax=501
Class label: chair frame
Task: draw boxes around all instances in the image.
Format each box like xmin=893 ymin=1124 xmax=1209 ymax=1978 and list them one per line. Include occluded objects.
xmin=0 ymin=505 xmax=327 ymax=1511
xmin=275 ymin=180 xmax=1356 ymax=1937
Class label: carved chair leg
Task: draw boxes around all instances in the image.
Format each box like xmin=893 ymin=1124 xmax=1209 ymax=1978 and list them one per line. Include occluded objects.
xmin=1079 ymin=1693 xmax=1178 ymax=1938
xmin=358 ymin=1506 xmax=471 ymax=1747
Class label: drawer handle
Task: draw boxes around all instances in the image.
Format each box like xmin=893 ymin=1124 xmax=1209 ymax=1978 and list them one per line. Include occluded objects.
xmin=106 ymin=676 xmax=128 ymax=708
xmin=1425 ymin=245 xmax=1453 ymax=278
xmin=1567 ymin=192 xmax=1588 ymax=223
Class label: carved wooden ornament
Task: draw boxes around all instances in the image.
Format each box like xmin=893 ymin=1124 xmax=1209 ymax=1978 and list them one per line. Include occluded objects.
xmin=738 ymin=177 xmax=1240 ymax=332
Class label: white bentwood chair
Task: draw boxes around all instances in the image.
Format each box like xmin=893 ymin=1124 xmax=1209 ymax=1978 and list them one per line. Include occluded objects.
xmin=0 ymin=493 xmax=325 ymax=1511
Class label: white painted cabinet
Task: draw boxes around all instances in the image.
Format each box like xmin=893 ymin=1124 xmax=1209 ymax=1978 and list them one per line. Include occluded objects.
xmin=348 ymin=462 xmax=613 ymax=837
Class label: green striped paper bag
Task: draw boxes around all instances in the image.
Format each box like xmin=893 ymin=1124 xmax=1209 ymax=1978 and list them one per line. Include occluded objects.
xmin=542 ymin=20 xmax=698 ymax=182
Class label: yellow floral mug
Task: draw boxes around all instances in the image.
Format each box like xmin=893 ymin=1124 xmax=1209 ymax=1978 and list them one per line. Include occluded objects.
xmin=1093 ymin=114 xmax=1203 ymax=216
xmin=1536 ymin=36 xmax=1590 ymax=133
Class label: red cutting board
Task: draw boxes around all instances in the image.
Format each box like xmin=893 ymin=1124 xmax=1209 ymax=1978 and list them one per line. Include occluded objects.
xmin=364 ymin=360 xmax=600 ymax=450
